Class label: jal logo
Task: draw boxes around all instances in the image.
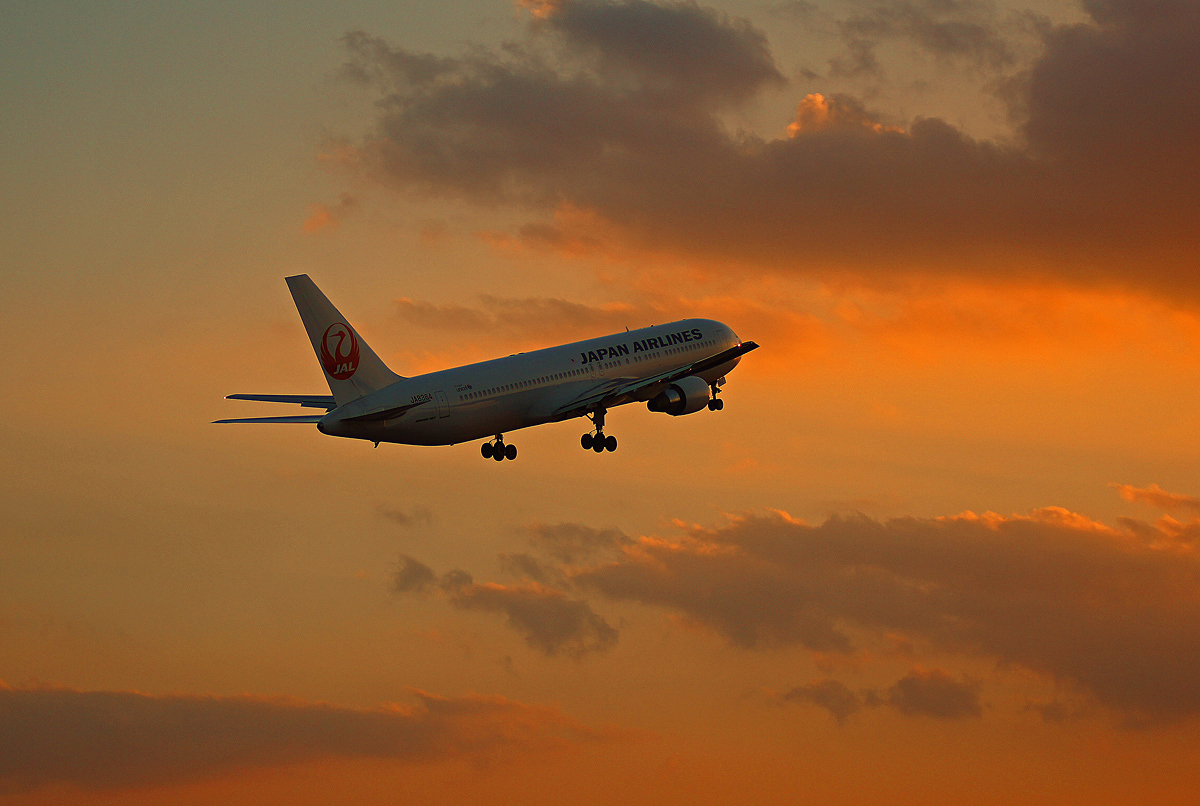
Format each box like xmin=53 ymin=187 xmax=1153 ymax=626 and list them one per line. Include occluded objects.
xmin=320 ymin=322 xmax=360 ymax=380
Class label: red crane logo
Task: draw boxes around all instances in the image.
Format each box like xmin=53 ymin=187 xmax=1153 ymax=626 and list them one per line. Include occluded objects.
xmin=320 ymin=322 xmax=360 ymax=380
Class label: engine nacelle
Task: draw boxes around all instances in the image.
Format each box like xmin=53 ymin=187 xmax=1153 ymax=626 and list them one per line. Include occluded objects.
xmin=647 ymin=375 xmax=712 ymax=416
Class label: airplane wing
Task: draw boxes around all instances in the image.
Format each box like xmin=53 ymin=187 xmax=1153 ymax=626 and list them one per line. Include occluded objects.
xmin=213 ymin=415 xmax=325 ymax=424
xmin=224 ymin=394 xmax=336 ymax=409
xmin=551 ymin=341 xmax=759 ymax=419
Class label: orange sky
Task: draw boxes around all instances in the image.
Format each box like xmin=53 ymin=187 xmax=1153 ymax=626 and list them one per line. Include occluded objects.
xmin=4 ymin=1 xmax=1200 ymax=804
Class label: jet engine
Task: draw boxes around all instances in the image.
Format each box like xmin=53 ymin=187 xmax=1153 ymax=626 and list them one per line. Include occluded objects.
xmin=647 ymin=375 xmax=711 ymax=416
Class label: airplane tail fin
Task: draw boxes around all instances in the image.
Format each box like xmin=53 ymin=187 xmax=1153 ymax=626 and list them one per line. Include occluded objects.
xmin=285 ymin=274 xmax=403 ymax=407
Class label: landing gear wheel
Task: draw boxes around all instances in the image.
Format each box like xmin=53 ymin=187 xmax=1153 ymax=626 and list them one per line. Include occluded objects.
xmin=581 ymin=433 xmax=594 ymax=450
xmin=592 ymin=439 xmax=605 ymax=453
xmin=708 ymin=398 xmax=724 ymax=411
xmin=605 ymin=435 xmax=617 ymax=452
xmin=505 ymin=443 xmax=517 ymax=461
xmin=481 ymin=442 xmax=494 ymax=458
xmin=715 ymin=398 xmax=724 ymax=410
xmin=493 ymin=446 xmax=505 ymax=461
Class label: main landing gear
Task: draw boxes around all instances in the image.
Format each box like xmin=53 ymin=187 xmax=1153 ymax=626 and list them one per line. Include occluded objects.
xmin=481 ymin=435 xmax=517 ymax=461
xmin=581 ymin=408 xmax=617 ymax=453
xmin=707 ymin=380 xmax=725 ymax=411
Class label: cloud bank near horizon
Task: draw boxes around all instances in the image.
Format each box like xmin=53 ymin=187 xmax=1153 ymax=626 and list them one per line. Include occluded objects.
xmin=394 ymin=485 xmax=1200 ymax=724
xmin=0 ymin=684 xmax=621 ymax=795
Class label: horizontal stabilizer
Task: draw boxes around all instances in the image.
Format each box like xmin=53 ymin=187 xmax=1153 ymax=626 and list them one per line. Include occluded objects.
xmin=224 ymin=394 xmax=336 ymax=409
xmin=212 ymin=415 xmax=324 ymax=424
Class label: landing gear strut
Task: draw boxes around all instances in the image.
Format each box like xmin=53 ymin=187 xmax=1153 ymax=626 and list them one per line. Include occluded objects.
xmin=481 ymin=435 xmax=517 ymax=461
xmin=707 ymin=380 xmax=725 ymax=411
xmin=581 ymin=408 xmax=617 ymax=453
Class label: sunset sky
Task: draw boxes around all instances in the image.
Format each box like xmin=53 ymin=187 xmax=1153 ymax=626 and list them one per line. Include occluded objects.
xmin=4 ymin=0 xmax=1200 ymax=803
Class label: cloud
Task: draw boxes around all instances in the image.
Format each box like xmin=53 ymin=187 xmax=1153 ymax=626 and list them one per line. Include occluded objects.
xmin=1113 ymin=483 xmax=1200 ymax=515
xmin=300 ymin=193 xmax=357 ymax=234
xmin=782 ymin=668 xmax=981 ymax=723
xmin=564 ymin=508 xmax=1200 ymax=721
xmin=446 ymin=580 xmax=619 ymax=657
xmin=833 ymin=0 xmax=1018 ymax=77
xmin=499 ymin=552 xmax=558 ymax=584
xmin=879 ymin=667 xmax=982 ymax=719
xmin=301 ymin=203 xmax=336 ymax=233
xmin=393 ymin=554 xmax=438 ymax=593
xmin=781 ymin=679 xmax=862 ymax=724
xmin=336 ymin=0 xmax=1200 ymax=297
xmin=527 ymin=522 xmax=631 ymax=563
xmin=525 ymin=0 xmax=785 ymax=105
xmin=392 ymin=559 xmax=619 ymax=657
xmin=0 ymin=684 xmax=620 ymax=794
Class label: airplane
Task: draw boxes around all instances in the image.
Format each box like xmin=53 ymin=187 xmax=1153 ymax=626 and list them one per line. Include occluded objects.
xmin=215 ymin=275 xmax=758 ymax=461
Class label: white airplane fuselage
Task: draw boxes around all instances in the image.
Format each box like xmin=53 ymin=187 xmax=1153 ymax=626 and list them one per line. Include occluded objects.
xmin=217 ymin=275 xmax=756 ymax=459
xmin=322 ymin=318 xmax=742 ymax=445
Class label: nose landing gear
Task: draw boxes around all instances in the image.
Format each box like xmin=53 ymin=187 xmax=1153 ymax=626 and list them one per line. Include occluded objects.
xmin=481 ymin=435 xmax=517 ymax=461
xmin=581 ymin=408 xmax=617 ymax=453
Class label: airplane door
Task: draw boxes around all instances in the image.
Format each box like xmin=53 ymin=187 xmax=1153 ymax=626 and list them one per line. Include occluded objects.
xmin=435 ymin=390 xmax=450 ymax=418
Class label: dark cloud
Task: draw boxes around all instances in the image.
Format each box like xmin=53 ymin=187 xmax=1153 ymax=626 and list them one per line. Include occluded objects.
xmin=338 ymin=0 xmax=1200 ymax=297
xmin=392 ymin=554 xmax=437 ymax=593
xmin=0 ymin=684 xmax=616 ymax=794
xmin=782 ymin=679 xmax=862 ymax=724
xmin=568 ymin=508 xmax=1200 ymax=721
xmin=782 ymin=669 xmax=980 ymax=723
xmin=439 ymin=568 xmax=475 ymax=591
xmin=392 ymin=557 xmax=618 ymax=657
xmin=499 ymin=552 xmax=558 ymax=584
xmin=530 ymin=0 xmax=785 ymax=105
xmin=882 ymin=668 xmax=982 ymax=719
xmin=447 ymin=581 xmax=619 ymax=657
xmin=527 ymin=522 xmax=631 ymax=563
xmin=835 ymin=1 xmax=1017 ymax=75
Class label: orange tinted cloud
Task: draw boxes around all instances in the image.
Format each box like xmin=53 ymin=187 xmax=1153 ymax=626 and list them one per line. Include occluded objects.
xmin=405 ymin=503 xmax=1200 ymax=721
xmin=336 ymin=0 xmax=1200 ymax=296
xmin=302 ymin=203 xmax=336 ymax=233
xmin=301 ymin=193 xmax=357 ymax=234
xmin=0 ymin=684 xmax=622 ymax=795
xmin=1113 ymin=483 xmax=1200 ymax=515
xmin=786 ymin=93 xmax=903 ymax=136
